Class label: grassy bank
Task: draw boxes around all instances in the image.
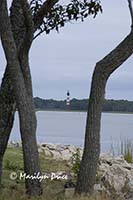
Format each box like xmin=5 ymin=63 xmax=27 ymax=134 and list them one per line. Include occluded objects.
xmin=1 ymin=147 xmax=111 ymax=200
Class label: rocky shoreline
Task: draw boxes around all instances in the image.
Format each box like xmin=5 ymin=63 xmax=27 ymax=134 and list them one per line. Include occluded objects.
xmin=8 ymin=141 xmax=133 ymax=199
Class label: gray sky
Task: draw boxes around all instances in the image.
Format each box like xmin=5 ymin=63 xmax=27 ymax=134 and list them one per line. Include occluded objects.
xmin=0 ymin=0 xmax=133 ymax=100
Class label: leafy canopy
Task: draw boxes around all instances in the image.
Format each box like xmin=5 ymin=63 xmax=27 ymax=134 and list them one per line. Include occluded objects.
xmin=30 ymin=0 xmax=102 ymax=38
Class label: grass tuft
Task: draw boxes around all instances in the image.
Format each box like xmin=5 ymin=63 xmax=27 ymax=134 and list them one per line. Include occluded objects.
xmin=120 ymin=139 xmax=133 ymax=163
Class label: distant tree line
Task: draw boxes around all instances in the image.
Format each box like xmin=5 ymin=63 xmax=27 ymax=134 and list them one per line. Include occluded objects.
xmin=34 ymin=97 xmax=133 ymax=112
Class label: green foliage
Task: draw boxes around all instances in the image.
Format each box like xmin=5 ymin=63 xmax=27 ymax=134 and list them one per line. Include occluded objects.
xmin=30 ymin=0 xmax=102 ymax=36
xmin=30 ymin=0 xmax=42 ymax=12
xmin=120 ymin=139 xmax=133 ymax=163
xmin=39 ymin=153 xmax=69 ymax=172
xmin=102 ymin=99 xmax=133 ymax=113
xmin=3 ymin=147 xmax=23 ymax=170
xmin=71 ymin=148 xmax=81 ymax=178
xmin=34 ymin=97 xmax=133 ymax=112
xmin=4 ymin=159 xmax=17 ymax=170
xmin=110 ymin=139 xmax=133 ymax=163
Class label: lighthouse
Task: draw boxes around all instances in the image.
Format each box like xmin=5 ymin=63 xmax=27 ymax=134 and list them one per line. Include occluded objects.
xmin=66 ymin=90 xmax=70 ymax=106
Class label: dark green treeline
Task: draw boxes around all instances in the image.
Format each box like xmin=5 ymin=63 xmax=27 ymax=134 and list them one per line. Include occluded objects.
xmin=34 ymin=97 xmax=133 ymax=113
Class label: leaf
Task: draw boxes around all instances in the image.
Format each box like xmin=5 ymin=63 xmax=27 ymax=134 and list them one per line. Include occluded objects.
xmin=60 ymin=21 xmax=64 ymax=27
xmin=46 ymin=29 xmax=50 ymax=34
xmin=55 ymin=26 xmax=59 ymax=32
xmin=84 ymin=13 xmax=88 ymax=18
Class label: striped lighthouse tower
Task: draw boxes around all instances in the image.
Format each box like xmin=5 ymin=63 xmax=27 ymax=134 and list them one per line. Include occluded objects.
xmin=66 ymin=90 xmax=70 ymax=107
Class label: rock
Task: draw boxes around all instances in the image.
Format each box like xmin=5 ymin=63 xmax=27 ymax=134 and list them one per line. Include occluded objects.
xmin=99 ymin=163 xmax=110 ymax=173
xmin=124 ymin=191 xmax=133 ymax=200
xmin=94 ymin=183 xmax=105 ymax=192
xmin=44 ymin=148 xmax=53 ymax=157
xmin=39 ymin=143 xmax=83 ymax=160
xmin=50 ymin=150 xmax=62 ymax=160
xmin=65 ymin=188 xmax=75 ymax=198
xmin=9 ymin=141 xmax=21 ymax=148
xmin=98 ymin=156 xmax=133 ymax=199
xmin=128 ymin=176 xmax=133 ymax=192
xmin=41 ymin=143 xmax=56 ymax=150
xmin=56 ymin=144 xmax=66 ymax=152
xmin=100 ymin=153 xmax=114 ymax=165
xmin=101 ymin=164 xmax=129 ymax=193
xmin=65 ymin=145 xmax=77 ymax=153
xmin=61 ymin=149 xmax=72 ymax=160
xmin=97 ymin=153 xmax=133 ymax=198
xmin=112 ymin=155 xmax=131 ymax=170
xmin=38 ymin=147 xmax=43 ymax=153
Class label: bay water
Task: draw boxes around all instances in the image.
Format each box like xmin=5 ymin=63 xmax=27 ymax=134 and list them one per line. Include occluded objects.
xmin=10 ymin=111 xmax=133 ymax=153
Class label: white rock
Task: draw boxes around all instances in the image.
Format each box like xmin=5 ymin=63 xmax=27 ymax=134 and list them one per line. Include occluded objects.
xmin=100 ymin=153 xmax=113 ymax=164
xmin=112 ymin=155 xmax=131 ymax=170
xmin=94 ymin=183 xmax=105 ymax=192
xmin=41 ymin=143 xmax=56 ymax=150
xmin=99 ymin=163 xmax=110 ymax=173
xmin=62 ymin=149 xmax=72 ymax=160
xmin=56 ymin=144 xmax=65 ymax=152
xmin=101 ymin=164 xmax=130 ymax=193
xmin=9 ymin=141 xmax=21 ymax=148
xmin=66 ymin=145 xmax=77 ymax=153
xmin=128 ymin=177 xmax=133 ymax=192
xmin=44 ymin=149 xmax=53 ymax=157
xmin=38 ymin=148 xmax=43 ymax=153
xmin=50 ymin=150 xmax=62 ymax=160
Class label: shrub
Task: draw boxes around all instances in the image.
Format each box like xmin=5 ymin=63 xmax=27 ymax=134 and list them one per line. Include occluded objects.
xmin=71 ymin=148 xmax=81 ymax=178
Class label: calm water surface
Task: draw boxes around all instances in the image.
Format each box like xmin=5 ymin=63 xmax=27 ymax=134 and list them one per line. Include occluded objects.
xmin=10 ymin=111 xmax=133 ymax=153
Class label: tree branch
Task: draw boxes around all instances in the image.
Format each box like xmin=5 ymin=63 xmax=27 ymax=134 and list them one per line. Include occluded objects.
xmin=128 ymin=0 xmax=133 ymax=31
xmin=32 ymin=0 xmax=102 ymax=39
xmin=10 ymin=0 xmax=33 ymax=52
xmin=33 ymin=0 xmax=59 ymax=32
xmin=21 ymin=0 xmax=34 ymax=49
xmin=10 ymin=0 xmax=35 ymax=96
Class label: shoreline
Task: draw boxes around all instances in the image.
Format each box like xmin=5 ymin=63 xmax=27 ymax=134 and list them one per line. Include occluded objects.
xmin=4 ymin=142 xmax=133 ymax=199
xmin=35 ymin=109 xmax=133 ymax=115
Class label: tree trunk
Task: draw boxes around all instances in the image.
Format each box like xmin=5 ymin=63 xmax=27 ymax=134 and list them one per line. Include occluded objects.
xmin=0 ymin=0 xmax=42 ymax=195
xmin=0 ymin=67 xmax=16 ymax=187
xmin=75 ymin=31 xmax=133 ymax=194
xmin=0 ymin=0 xmax=31 ymax=189
xmin=18 ymin=50 xmax=43 ymax=196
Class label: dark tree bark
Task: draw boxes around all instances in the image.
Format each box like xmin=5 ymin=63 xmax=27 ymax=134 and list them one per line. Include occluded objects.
xmin=0 ymin=67 xmax=16 ymax=187
xmin=0 ymin=0 xmax=25 ymax=188
xmin=0 ymin=0 xmax=31 ymax=190
xmin=0 ymin=0 xmax=42 ymax=195
xmin=0 ymin=0 xmax=58 ymax=192
xmin=75 ymin=4 xmax=133 ymax=194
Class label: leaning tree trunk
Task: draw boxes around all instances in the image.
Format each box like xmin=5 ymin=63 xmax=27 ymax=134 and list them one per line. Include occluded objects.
xmin=0 ymin=0 xmax=59 ymax=191
xmin=0 ymin=67 xmax=16 ymax=187
xmin=0 ymin=0 xmax=27 ymax=187
xmin=75 ymin=31 xmax=133 ymax=194
xmin=18 ymin=49 xmax=43 ymax=196
xmin=0 ymin=0 xmax=42 ymax=196
xmin=0 ymin=0 xmax=32 ymax=189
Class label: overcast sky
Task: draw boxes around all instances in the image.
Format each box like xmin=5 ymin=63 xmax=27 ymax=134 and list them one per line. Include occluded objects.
xmin=0 ymin=0 xmax=133 ymax=100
